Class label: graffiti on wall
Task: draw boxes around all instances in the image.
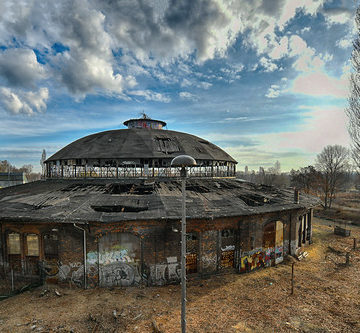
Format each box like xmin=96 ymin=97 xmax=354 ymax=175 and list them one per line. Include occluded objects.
xmin=240 ymin=248 xmax=269 ymax=273
xmin=87 ymin=252 xmax=97 ymax=265
xmin=201 ymin=253 xmax=217 ymax=270
xmin=240 ymin=245 xmax=284 ymax=273
xmin=99 ymin=246 xmax=133 ymax=264
xmin=98 ymin=233 xmax=141 ymax=287
xmin=100 ymin=262 xmax=137 ymax=287
xmin=275 ymin=246 xmax=283 ymax=264
xmin=149 ymin=256 xmax=181 ymax=285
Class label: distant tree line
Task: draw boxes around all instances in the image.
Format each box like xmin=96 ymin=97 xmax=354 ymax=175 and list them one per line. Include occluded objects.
xmin=0 ymin=160 xmax=41 ymax=182
xmin=237 ymin=145 xmax=357 ymax=210
xmin=237 ymin=160 xmax=290 ymax=188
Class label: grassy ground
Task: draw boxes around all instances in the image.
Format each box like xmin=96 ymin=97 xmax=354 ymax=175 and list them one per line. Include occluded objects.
xmin=0 ymin=218 xmax=359 ymax=332
xmin=314 ymin=191 xmax=360 ymax=226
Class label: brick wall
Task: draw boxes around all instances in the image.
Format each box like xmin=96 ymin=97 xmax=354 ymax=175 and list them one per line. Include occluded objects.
xmin=0 ymin=207 xmax=312 ymax=288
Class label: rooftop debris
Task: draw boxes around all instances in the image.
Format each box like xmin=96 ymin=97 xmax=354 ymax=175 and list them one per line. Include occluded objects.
xmin=0 ymin=178 xmax=320 ymax=223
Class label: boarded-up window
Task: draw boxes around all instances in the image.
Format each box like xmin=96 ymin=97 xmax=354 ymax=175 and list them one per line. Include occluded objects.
xmin=8 ymin=233 xmax=21 ymax=255
xmin=26 ymin=234 xmax=39 ymax=256
xmin=221 ymin=250 xmax=234 ymax=268
xmin=44 ymin=232 xmax=59 ymax=258
xmin=186 ymin=253 xmax=197 ymax=274
xmin=263 ymin=222 xmax=276 ymax=248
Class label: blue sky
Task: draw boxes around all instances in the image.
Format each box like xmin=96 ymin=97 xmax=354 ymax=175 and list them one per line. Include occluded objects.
xmin=0 ymin=0 xmax=355 ymax=172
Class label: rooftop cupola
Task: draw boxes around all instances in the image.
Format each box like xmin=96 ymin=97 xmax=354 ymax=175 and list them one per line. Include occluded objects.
xmin=123 ymin=113 xmax=166 ymax=129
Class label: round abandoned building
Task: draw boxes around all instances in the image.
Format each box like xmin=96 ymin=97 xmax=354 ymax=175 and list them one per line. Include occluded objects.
xmin=0 ymin=115 xmax=319 ymax=288
xmin=44 ymin=115 xmax=237 ymax=179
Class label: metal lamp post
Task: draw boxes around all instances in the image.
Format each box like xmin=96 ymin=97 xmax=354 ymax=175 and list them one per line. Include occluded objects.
xmin=171 ymin=155 xmax=196 ymax=333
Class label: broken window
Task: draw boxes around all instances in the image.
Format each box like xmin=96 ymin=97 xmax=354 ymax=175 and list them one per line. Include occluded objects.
xmin=221 ymin=229 xmax=234 ymax=238
xmin=198 ymin=140 xmax=210 ymax=145
xmin=238 ymin=194 xmax=270 ymax=206
xmin=185 ymin=183 xmax=210 ymax=193
xmin=154 ymin=137 xmax=180 ymax=154
xmin=186 ymin=233 xmax=197 ymax=241
xmin=26 ymin=234 xmax=39 ymax=256
xmin=221 ymin=229 xmax=235 ymax=268
xmin=8 ymin=233 xmax=21 ymax=255
xmin=44 ymin=232 xmax=59 ymax=259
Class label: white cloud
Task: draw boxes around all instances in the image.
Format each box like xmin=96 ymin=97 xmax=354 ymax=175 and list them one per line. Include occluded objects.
xmin=224 ymin=104 xmax=350 ymax=171
xmin=292 ymin=72 xmax=348 ymax=98
xmin=259 ymin=57 xmax=278 ymax=72
xmin=0 ymin=48 xmax=46 ymax=88
xmin=0 ymin=87 xmax=49 ymax=115
xmin=179 ymin=91 xmax=198 ymax=101
xmin=300 ymin=26 xmax=311 ymax=34
xmin=181 ymin=78 xmax=192 ymax=87
xmin=268 ymin=36 xmax=289 ymax=60
xmin=337 ymin=38 xmax=352 ymax=49
xmin=288 ymin=35 xmax=334 ymax=74
xmin=265 ymin=85 xmax=281 ymax=98
xmin=0 ymin=0 xmax=337 ymax=112
xmin=198 ymin=81 xmax=212 ymax=89
xmin=129 ymin=90 xmax=171 ymax=103
xmin=278 ymin=105 xmax=350 ymax=152
xmin=323 ymin=7 xmax=353 ymax=26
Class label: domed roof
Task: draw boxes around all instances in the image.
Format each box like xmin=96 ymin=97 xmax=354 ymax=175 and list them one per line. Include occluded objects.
xmin=47 ymin=128 xmax=237 ymax=163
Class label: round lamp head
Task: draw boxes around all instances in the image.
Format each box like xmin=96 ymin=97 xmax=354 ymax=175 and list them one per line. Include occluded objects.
xmin=171 ymin=155 xmax=197 ymax=167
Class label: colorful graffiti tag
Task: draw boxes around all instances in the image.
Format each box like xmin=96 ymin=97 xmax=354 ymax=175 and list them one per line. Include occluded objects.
xmin=240 ymin=246 xmax=284 ymax=273
xmin=240 ymin=248 xmax=269 ymax=273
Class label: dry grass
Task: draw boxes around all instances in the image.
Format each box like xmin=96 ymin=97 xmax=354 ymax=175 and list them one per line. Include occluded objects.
xmin=314 ymin=191 xmax=360 ymax=225
xmin=0 ymin=218 xmax=360 ymax=332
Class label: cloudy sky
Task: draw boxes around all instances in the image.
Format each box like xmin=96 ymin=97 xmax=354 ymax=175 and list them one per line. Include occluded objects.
xmin=0 ymin=0 xmax=356 ymax=172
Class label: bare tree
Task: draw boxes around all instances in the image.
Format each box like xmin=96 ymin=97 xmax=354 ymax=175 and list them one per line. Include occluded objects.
xmin=290 ymin=165 xmax=321 ymax=194
xmin=316 ymin=145 xmax=349 ymax=209
xmin=0 ymin=160 xmax=12 ymax=172
xmin=347 ymin=6 xmax=360 ymax=170
xmin=0 ymin=160 xmax=40 ymax=182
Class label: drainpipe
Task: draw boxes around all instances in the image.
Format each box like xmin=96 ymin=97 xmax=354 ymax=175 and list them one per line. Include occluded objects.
xmin=73 ymin=223 xmax=87 ymax=289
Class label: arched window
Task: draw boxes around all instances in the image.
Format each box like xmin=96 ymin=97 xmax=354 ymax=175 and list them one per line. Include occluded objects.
xmin=8 ymin=233 xmax=21 ymax=255
xmin=26 ymin=234 xmax=39 ymax=256
xmin=263 ymin=222 xmax=276 ymax=248
xmin=263 ymin=221 xmax=284 ymax=265
xmin=43 ymin=230 xmax=59 ymax=259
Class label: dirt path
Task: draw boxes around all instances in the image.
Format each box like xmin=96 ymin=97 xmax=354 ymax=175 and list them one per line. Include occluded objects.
xmin=0 ymin=218 xmax=359 ymax=332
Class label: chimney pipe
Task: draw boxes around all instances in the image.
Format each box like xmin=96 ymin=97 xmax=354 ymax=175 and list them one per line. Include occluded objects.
xmin=294 ymin=189 xmax=299 ymax=204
